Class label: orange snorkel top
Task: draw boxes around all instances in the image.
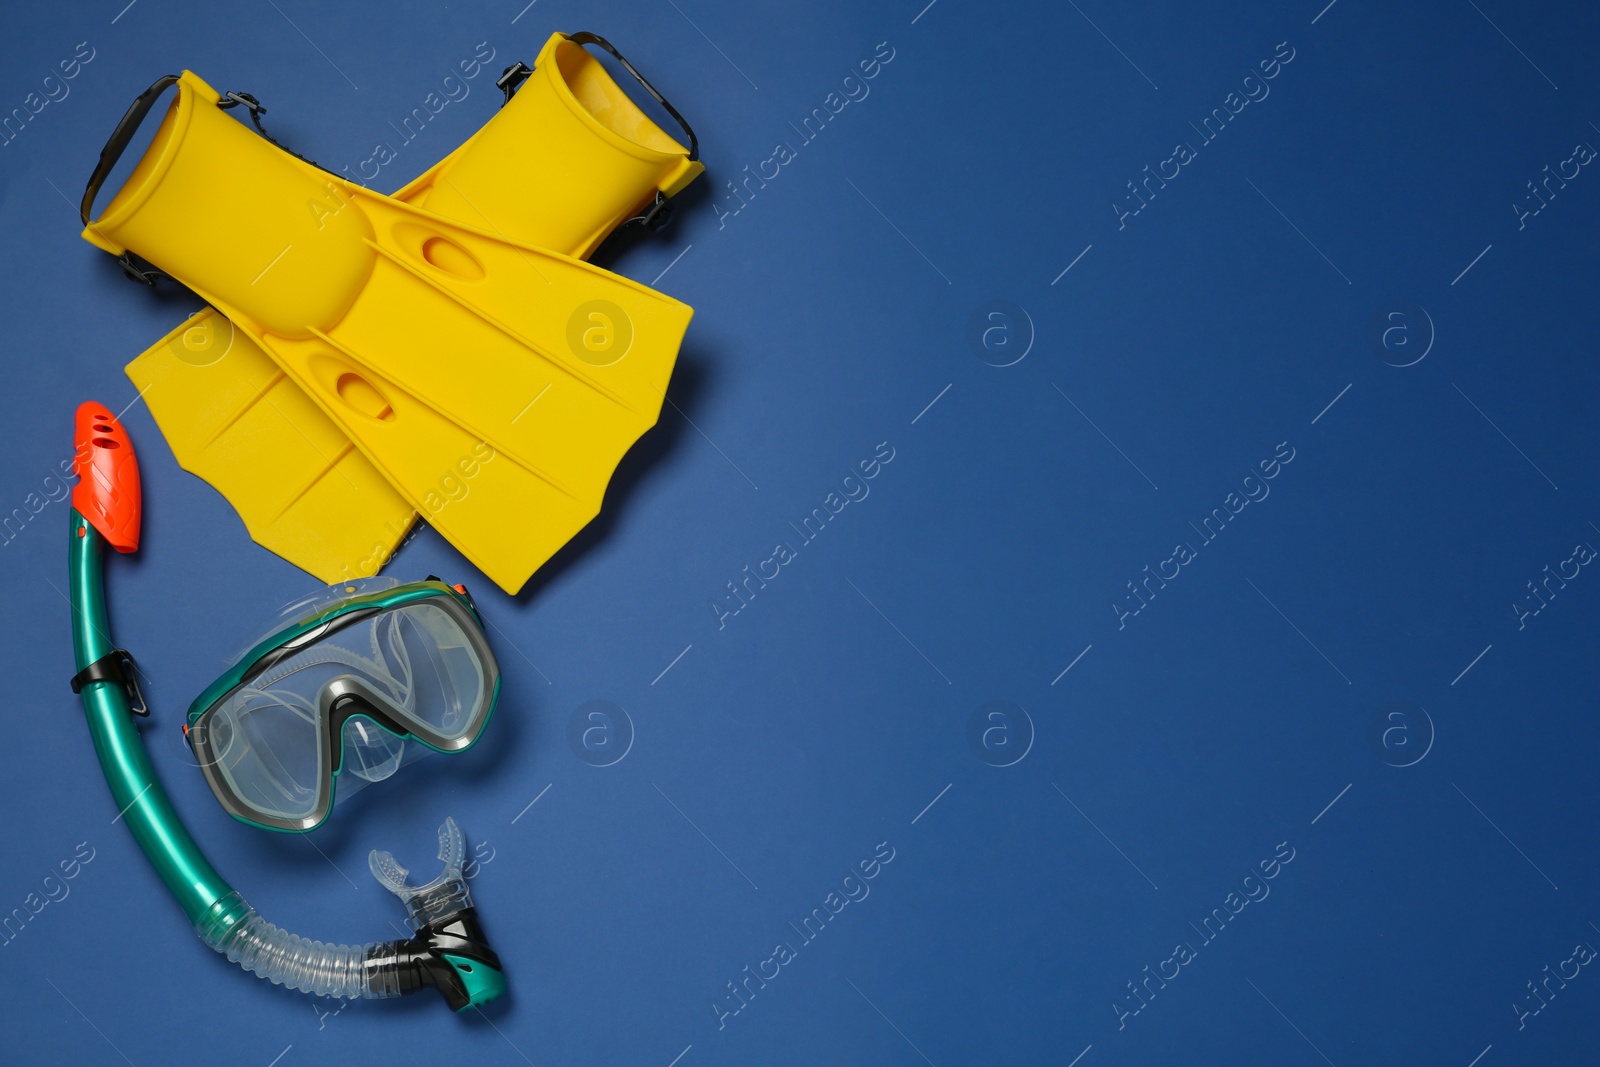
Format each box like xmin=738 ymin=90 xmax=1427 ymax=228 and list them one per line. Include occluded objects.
xmin=72 ymin=400 xmax=141 ymax=553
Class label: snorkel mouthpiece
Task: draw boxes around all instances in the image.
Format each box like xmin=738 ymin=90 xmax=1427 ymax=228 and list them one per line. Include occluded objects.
xmin=366 ymin=817 xmax=507 ymax=1010
xmin=195 ymin=816 xmax=505 ymax=1009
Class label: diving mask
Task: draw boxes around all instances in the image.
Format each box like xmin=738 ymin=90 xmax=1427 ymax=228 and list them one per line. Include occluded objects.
xmin=186 ymin=577 xmax=499 ymax=832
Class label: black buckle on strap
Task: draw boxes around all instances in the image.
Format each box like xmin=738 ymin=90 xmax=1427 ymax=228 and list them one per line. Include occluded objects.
xmin=496 ymin=62 xmax=533 ymax=104
xmin=627 ymin=190 xmax=674 ymax=233
xmin=114 ymin=253 xmax=163 ymax=285
xmin=218 ymin=90 xmax=269 ymax=134
xmin=70 ymin=649 xmax=148 ymax=717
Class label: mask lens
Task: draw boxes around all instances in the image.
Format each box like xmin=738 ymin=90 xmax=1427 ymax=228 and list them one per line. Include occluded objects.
xmin=202 ymin=688 xmax=323 ymax=823
xmin=383 ymin=602 xmax=488 ymax=738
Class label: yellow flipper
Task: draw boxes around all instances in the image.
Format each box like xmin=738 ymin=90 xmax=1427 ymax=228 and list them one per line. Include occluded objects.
xmin=132 ymin=316 xmax=415 ymax=578
xmin=123 ymin=33 xmax=701 ymax=583
xmin=90 ymin=68 xmax=693 ymax=594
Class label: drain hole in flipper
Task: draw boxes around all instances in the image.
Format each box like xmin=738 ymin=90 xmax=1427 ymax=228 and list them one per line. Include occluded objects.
xmin=336 ymin=372 xmax=396 ymax=422
xmin=420 ymin=235 xmax=485 ymax=281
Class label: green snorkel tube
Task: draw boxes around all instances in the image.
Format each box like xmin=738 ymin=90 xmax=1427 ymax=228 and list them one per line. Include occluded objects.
xmin=66 ymin=401 xmax=506 ymax=1011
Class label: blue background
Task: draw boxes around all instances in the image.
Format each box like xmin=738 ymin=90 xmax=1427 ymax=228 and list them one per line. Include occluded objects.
xmin=2 ymin=0 xmax=1598 ymax=1064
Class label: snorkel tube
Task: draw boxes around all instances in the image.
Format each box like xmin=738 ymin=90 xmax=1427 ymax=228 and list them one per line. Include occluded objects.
xmin=66 ymin=401 xmax=506 ymax=1010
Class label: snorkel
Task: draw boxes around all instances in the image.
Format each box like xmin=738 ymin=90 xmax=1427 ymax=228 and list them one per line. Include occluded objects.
xmin=66 ymin=401 xmax=506 ymax=1010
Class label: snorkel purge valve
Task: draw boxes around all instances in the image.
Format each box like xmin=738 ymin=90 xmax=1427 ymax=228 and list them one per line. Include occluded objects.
xmin=66 ymin=401 xmax=506 ymax=1010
